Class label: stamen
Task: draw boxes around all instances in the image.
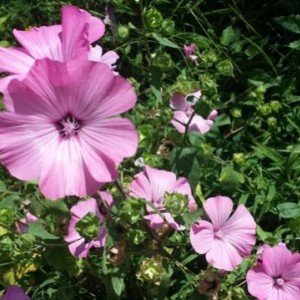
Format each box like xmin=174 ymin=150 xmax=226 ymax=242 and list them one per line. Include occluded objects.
xmin=58 ymin=115 xmax=80 ymax=137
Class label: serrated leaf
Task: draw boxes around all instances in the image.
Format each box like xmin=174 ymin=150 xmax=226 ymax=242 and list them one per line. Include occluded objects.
xmin=274 ymin=15 xmax=300 ymax=34
xmin=28 ymin=223 xmax=59 ymax=240
xmin=152 ymin=33 xmax=180 ymax=49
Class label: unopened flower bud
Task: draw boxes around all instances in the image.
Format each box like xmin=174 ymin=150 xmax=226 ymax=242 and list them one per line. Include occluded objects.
xmin=164 ymin=192 xmax=189 ymax=216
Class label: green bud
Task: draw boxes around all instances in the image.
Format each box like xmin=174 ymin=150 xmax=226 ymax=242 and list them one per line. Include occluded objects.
xmin=201 ymin=50 xmax=218 ymax=67
xmin=267 ymin=117 xmax=277 ymax=127
xmin=75 ymin=212 xmax=100 ymax=243
xmin=152 ymin=51 xmax=172 ymax=69
xmin=231 ymin=108 xmax=242 ymax=118
xmin=256 ymin=85 xmax=266 ymax=95
xmin=233 ymin=153 xmax=245 ymax=165
xmin=136 ymin=255 xmax=165 ymax=285
xmin=201 ymin=143 xmax=213 ymax=157
xmin=258 ymin=104 xmax=272 ymax=116
xmin=161 ymin=19 xmax=175 ymax=34
xmin=127 ymin=229 xmax=146 ymax=245
xmin=270 ymin=100 xmax=281 ymax=112
xmin=146 ymin=8 xmax=163 ymax=29
xmin=164 ymin=192 xmax=189 ymax=217
xmin=216 ymin=59 xmax=234 ymax=77
xmin=117 ymin=25 xmax=129 ymax=40
xmin=121 ymin=197 xmax=145 ymax=224
xmin=199 ymin=74 xmax=218 ymax=93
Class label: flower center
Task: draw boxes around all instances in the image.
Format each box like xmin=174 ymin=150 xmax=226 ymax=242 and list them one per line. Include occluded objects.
xmin=213 ymin=228 xmax=224 ymax=239
xmin=58 ymin=115 xmax=81 ymax=137
xmin=275 ymin=277 xmax=285 ymax=287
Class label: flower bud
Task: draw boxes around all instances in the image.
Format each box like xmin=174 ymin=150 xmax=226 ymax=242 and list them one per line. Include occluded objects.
xmin=164 ymin=192 xmax=189 ymax=216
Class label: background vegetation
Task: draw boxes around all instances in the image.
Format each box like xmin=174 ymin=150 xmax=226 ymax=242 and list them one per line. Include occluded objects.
xmin=0 ymin=0 xmax=299 ymax=299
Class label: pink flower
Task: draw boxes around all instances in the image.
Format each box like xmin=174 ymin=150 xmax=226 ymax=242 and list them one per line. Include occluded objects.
xmin=16 ymin=212 xmax=38 ymax=233
xmin=129 ymin=165 xmax=197 ymax=231
xmin=190 ymin=196 xmax=256 ymax=271
xmin=246 ymin=243 xmax=300 ymax=300
xmin=184 ymin=43 xmax=198 ymax=62
xmin=0 ymin=5 xmax=118 ymax=110
xmin=0 ymin=286 xmax=30 ymax=300
xmin=65 ymin=195 xmax=112 ymax=257
xmin=170 ymin=91 xmax=217 ymax=134
xmin=0 ymin=58 xmax=138 ymax=199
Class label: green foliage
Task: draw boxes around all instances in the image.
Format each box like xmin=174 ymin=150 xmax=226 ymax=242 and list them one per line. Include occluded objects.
xmin=1 ymin=0 xmax=300 ymax=298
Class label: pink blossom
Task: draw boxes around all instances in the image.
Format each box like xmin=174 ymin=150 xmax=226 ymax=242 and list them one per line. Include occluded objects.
xmin=0 ymin=58 xmax=138 ymax=199
xmin=65 ymin=195 xmax=112 ymax=257
xmin=190 ymin=196 xmax=256 ymax=271
xmin=170 ymin=92 xmax=217 ymax=134
xmin=0 ymin=5 xmax=118 ymax=110
xmin=129 ymin=165 xmax=197 ymax=231
xmin=0 ymin=286 xmax=30 ymax=300
xmin=184 ymin=43 xmax=198 ymax=62
xmin=16 ymin=212 xmax=38 ymax=233
xmin=246 ymin=243 xmax=300 ymax=300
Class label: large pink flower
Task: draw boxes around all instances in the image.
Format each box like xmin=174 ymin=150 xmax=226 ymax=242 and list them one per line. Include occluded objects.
xmin=246 ymin=243 xmax=300 ymax=300
xmin=129 ymin=166 xmax=197 ymax=231
xmin=0 ymin=286 xmax=30 ymax=300
xmin=0 ymin=5 xmax=118 ymax=110
xmin=190 ymin=196 xmax=256 ymax=271
xmin=170 ymin=91 xmax=217 ymax=134
xmin=0 ymin=58 xmax=138 ymax=199
xmin=65 ymin=195 xmax=112 ymax=257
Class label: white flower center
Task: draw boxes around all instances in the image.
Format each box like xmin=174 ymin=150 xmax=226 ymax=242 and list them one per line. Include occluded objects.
xmin=275 ymin=278 xmax=285 ymax=287
xmin=59 ymin=116 xmax=80 ymax=137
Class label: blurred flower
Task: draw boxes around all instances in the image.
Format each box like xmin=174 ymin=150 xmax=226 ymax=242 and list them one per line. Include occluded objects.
xmin=0 ymin=286 xmax=30 ymax=300
xmin=129 ymin=165 xmax=197 ymax=231
xmin=0 ymin=59 xmax=138 ymax=199
xmin=16 ymin=212 xmax=38 ymax=233
xmin=184 ymin=43 xmax=198 ymax=63
xmin=65 ymin=195 xmax=112 ymax=257
xmin=246 ymin=243 xmax=300 ymax=300
xmin=170 ymin=91 xmax=217 ymax=134
xmin=0 ymin=5 xmax=118 ymax=110
xmin=190 ymin=195 xmax=256 ymax=271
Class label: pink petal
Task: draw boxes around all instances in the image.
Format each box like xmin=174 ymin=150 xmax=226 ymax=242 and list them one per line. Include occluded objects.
xmin=129 ymin=172 xmax=153 ymax=201
xmin=170 ymin=93 xmax=188 ymax=111
xmin=80 ymin=117 xmax=138 ymax=166
xmin=208 ymin=110 xmax=218 ymax=120
xmin=61 ymin=6 xmax=90 ymax=60
xmin=190 ymin=220 xmax=214 ymax=254
xmin=144 ymin=213 xmax=165 ymax=229
xmin=91 ymin=227 xmax=107 ymax=248
xmin=71 ymin=198 xmax=99 ymax=219
xmin=164 ymin=212 xmax=185 ymax=231
xmin=246 ymin=266 xmax=275 ymax=300
xmin=205 ymin=237 xmax=244 ymax=271
xmin=172 ymin=111 xmax=189 ymax=133
xmin=221 ymin=205 xmax=256 ymax=257
xmin=0 ymin=113 xmax=58 ymax=181
xmin=203 ymin=196 xmax=233 ymax=229
xmin=99 ymin=191 xmax=114 ymax=207
xmin=144 ymin=166 xmax=177 ymax=203
xmin=13 ymin=25 xmax=63 ymax=61
xmin=64 ymin=218 xmax=81 ymax=243
xmin=89 ymin=45 xmax=119 ymax=68
xmin=0 ymin=285 xmax=30 ymax=300
xmin=189 ymin=115 xmax=213 ymax=134
xmin=0 ymin=46 xmax=34 ymax=74
xmin=262 ymin=244 xmax=294 ymax=277
xmin=68 ymin=238 xmax=91 ymax=258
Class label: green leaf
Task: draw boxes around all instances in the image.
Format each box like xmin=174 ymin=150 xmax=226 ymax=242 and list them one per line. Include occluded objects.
xmin=277 ymin=202 xmax=300 ymax=219
xmin=111 ymin=276 xmax=124 ymax=296
xmin=28 ymin=223 xmax=60 ymax=240
xmin=274 ymin=15 xmax=300 ymax=34
xmin=288 ymin=39 xmax=300 ymax=50
xmin=152 ymin=33 xmax=180 ymax=49
xmin=220 ymin=26 xmax=238 ymax=46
